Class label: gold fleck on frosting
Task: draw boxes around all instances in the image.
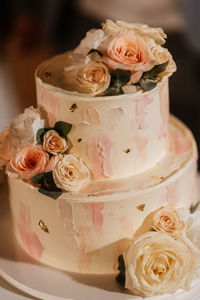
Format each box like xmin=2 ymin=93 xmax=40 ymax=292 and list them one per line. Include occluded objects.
xmin=39 ymin=220 xmax=49 ymax=233
xmin=124 ymin=148 xmax=131 ymax=154
xmin=137 ymin=204 xmax=145 ymax=211
xmin=69 ymin=103 xmax=77 ymax=112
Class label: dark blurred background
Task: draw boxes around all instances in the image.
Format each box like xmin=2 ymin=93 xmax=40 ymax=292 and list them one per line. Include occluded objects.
xmin=0 ymin=0 xmax=200 ymax=165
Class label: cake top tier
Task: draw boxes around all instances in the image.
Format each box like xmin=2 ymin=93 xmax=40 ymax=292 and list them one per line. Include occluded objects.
xmin=38 ymin=20 xmax=176 ymax=96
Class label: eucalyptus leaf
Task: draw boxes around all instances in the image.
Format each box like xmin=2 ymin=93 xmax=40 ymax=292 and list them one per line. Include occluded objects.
xmin=36 ymin=128 xmax=48 ymax=143
xmin=140 ymin=79 xmax=157 ymax=91
xmin=104 ymin=86 xmax=124 ymax=96
xmin=116 ymin=255 xmax=126 ymax=287
xmin=142 ymin=61 xmax=169 ymax=80
xmin=88 ymin=49 xmax=103 ymax=57
xmin=54 ymin=121 xmax=72 ymax=138
xmin=31 ymin=172 xmax=46 ymax=184
xmin=116 ymin=272 xmax=126 ymax=287
xmin=118 ymin=254 xmax=125 ymax=273
xmin=38 ymin=187 xmax=62 ymax=200
xmin=32 ymin=171 xmax=62 ymax=200
xmin=190 ymin=201 xmax=200 ymax=214
xmin=104 ymin=69 xmax=131 ymax=96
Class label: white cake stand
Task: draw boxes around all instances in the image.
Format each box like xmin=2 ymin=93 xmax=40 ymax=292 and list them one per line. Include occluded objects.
xmin=1 ymin=180 xmax=200 ymax=300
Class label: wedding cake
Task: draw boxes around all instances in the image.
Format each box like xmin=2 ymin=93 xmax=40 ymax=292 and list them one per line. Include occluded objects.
xmin=0 ymin=20 xmax=199 ymax=297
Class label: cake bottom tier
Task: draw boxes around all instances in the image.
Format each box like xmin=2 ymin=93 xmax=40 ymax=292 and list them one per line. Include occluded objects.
xmin=8 ymin=116 xmax=198 ymax=274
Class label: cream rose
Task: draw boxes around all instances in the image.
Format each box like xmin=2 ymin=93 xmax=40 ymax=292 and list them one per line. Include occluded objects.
xmin=43 ymin=130 xmax=68 ymax=155
xmin=76 ymin=61 xmax=110 ymax=95
xmin=11 ymin=106 xmax=45 ymax=149
xmin=0 ymin=128 xmax=13 ymax=168
xmin=148 ymin=39 xmax=177 ymax=76
xmin=52 ymin=154 xmax=90 ymax=192
xmin=124 ymin=231 xmax=199 ymax=297
xmin=6 ymin=145 xmax=49 ymax=179
xmin=103 ymin=31 xmax=155 ymax=76
xmin=153 ymin=207 xmax=185 ymax=234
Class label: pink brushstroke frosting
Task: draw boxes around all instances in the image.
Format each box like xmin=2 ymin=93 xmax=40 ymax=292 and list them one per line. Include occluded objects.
xmin=18 ymin=202 xmax=44 ymax=259
xmin=135 ymin=95 xmax=153 ymax=129
xmin=159 ymin=80 xmax=169 ymax=139
xmin=86 ymin=202 xmax=104 ymax=228
xmin=171 ymin=130 xmax=191 ymax=154
xmin=88 ymin=136 xmax=113 ymax=179
xmin=40 ymin=91 xmax=60 ymax=127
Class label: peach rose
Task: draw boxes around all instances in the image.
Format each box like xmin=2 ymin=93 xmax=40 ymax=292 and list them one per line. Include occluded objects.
xmin=53 ymin=154 xmax=90 ymax=192
xmin=6 ymin=145 xmax=49 ymax=179
xmin=43 ymin=130 xmax=68 ymax=155
xmin=0 ymin=128 xmax=13 ymax=168
xmin=76 ymin=61 xmax=110 ymax=95
xmin=103 ymin=32 xmax=155 ymax=79
xmin=124 ymin=231 xmax=199 ymax=297
xmin=153 ymin=207 xmax=185 ymax=234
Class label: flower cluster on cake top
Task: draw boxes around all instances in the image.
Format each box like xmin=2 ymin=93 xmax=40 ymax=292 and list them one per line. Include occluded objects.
xmin=0 ymin=107 xmax=90 ymax=199
xmin=63 ymin=20 xmax=176 ymax=96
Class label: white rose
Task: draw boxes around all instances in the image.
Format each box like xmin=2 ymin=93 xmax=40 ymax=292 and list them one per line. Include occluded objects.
xmin=76 ymin=61 xmax=110 ymax=95
xmin=11 ymin=106 xmax=45 ymax=149
xmin=43 ymin=130 xmax=68 ymax=155
xmin=153 ymin=207 xmax=185 ymax=234
xmin=52 ymin=154 xmax=90 ymax=192
xmin=74 ymin=29 xmax=105 ymax=56
xmin=124 ymin=231 xmax=199 ymax=297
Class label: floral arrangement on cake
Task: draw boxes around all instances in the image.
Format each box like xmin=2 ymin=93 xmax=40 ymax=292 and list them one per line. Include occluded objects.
xmin=117 ymin=206 xmax=200 ymax=297
xmin=63 ymin=20 xmax=176 ymax=95
xmin=0 ymin=107 xmax=90 ymax=199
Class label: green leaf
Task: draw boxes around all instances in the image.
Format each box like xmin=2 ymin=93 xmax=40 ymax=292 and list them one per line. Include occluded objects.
xmin=36 ymin=128 xmax=48 ymax=143
xmin=142 ymin=61 xmax=169 ymax=80
xmin=88 ymin=49 xmax=103 ymax=57
xmin=104 ymin=69 xmax=131 ymax=96
xmin=190 ymin=201 xmax=200 ymax=214
xmin=116 ymin=272 xmax=125 ymax=287
xmin=54 ymin=121 xmax=72 ymax=138
xmin=140 ymin=79 xmax=157 ymax=91
xmin=32 ymin=171 xmax=62 ymax=200
xmin=104 ymin=86 xmax=124 ymax=96
xmin=116 ymin=255 xmax=126 ymax=287
xmin=31 ymin=172 xmax=46 ymax=184
xmin=118 ymin=254 xmax=125 ymax=272
xmin=38 ymin=187 xmax=62 ymax=200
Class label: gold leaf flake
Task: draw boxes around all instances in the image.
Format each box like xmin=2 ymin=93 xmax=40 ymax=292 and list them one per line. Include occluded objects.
xmin=39 ymin=220 xmax=49 ymax=233
xmin=69 ymin=103 xmax=77 ymax=112
xmin=124 ymin=148 xmax=131 ymax=154
xmin=78 ymin=138 xmax=82 ymax=142
xmin=137 ymin=204 xmax=145 ymax=211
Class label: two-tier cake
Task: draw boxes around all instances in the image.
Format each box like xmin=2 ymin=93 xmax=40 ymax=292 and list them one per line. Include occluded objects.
xmin=0 ymin=20 xmax=200 ymax=297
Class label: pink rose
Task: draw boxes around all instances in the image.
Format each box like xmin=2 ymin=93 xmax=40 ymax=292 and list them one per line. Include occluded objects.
xmin=104 ymin=31 xmax=155 ymax=79
xmin=0 ymin=128 xmax=13 ymax=168
xmin=6 ymin=145 xmax=49 ymax=179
